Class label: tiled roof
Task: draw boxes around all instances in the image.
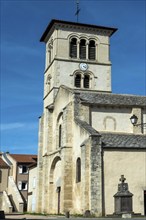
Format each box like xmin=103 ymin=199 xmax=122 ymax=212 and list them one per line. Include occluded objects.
xmin=0 ymin=157 xmax=10 ymax=168
xmin=101 ymin=132 xmax=146 ymax=149
xmin=78 ymin=92 xmax=146 ymax=107
xmin=9 ymin=154 xmax=37 ymax=163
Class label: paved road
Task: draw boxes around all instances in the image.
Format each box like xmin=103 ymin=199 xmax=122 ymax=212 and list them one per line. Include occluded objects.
xmin=5 ymin=214 xmax=146 ymax=220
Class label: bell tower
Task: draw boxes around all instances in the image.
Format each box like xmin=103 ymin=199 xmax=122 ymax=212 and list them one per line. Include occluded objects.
xmin=40 ymin=19 xmax=117 ymax=108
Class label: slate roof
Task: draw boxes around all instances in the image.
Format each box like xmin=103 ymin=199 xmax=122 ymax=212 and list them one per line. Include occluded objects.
xmin=9 ymin=154 xmax=37 ymax=163
xmin=40 ymin=19 xmax=117 ymax=42
xmin=77 ymin=92 xmax=146 ymax=107
xmin=0 ymin=157 xmax=10 ymax=168
xmin=101 ymin=132 xmax=146 ymax=149
xmin=75 ymin=118 xmax=100 ymax=136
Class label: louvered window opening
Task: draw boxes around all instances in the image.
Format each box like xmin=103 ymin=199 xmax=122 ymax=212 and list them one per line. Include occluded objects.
xmin=70 ymin=38 xmax=77 ymax=58
xmin=80 ymin=39 xmax=86 ymax=59
xmin=75 ymin=74 xmax=81 ymax=88
xmin=89 ymin=40 xmax=96 ymax=60
xmin=84 ymin=75 xmax=90 ymax=88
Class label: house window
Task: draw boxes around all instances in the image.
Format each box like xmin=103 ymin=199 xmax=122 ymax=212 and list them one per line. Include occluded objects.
xmin=19 ymin=165 xmax=28 ymax=174
xmin=59 ymin=124 xmax=62 ymax=148
xmin=70 ymin=38 xmax=77 ymax=58
xmin=88 ymin=40 xmax=96 ymax=60
xmin=75 ymin=74 xmax=81 ymax=88
xmin=79 ymin=39 xmax=86 ymax=59
xmin=76 ymin=158 xmax=81 ymax=183
xmin=84 ymin=74 xmax=90 ymax=88
xmin=18 ymin=181 xmax=28 ymax=190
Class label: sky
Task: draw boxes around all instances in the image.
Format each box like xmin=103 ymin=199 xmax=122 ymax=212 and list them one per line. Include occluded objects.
xmin=0 ymin=0 xmax=146 ymax=155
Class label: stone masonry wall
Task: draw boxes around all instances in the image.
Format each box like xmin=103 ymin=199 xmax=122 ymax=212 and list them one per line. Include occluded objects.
xmin=90 ymin=136 xmax=102 ymax=216
xmin=36 ymin=115 xmax=44 ymax=213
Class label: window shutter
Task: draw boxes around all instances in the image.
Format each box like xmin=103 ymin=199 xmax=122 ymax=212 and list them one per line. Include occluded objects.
xmin=25 ymin=182 xmax=28 ymax=190
xmin=18 ymin=181 xmax=22 ymax=190
xmin=19 ymin=166 xmax=22 ymax=174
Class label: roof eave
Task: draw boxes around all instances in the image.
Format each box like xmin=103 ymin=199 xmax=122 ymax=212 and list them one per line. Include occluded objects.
xmin=40 ymin=19 xmax=118 ymax=42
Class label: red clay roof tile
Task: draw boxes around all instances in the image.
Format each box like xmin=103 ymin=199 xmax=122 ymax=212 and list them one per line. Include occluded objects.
xmin=9 ymin=154 xmax=37 ymax=163
xmin=0 ymin=157 xmax=10 ymax=168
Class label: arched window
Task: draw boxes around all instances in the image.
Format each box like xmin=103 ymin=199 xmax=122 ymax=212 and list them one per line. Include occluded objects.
xmin=59 ymin=125 xmax=62 ymax=148
xmin=49 ymin=50 xmax=51 ymax=63
xmin=75 ymin=74 xmax=81 ymax=88
xmin=84 ymin=74 xmax=90 ymax=88
xmin=70 ymin=38 xmax=77 ymax=58
xmin=80 ymin=39 xmax=86 ymax=59
xmin=88 ymin=40 xmax=96 ymax=60
xmin=76 ymin=158 xmax=81 ymax=183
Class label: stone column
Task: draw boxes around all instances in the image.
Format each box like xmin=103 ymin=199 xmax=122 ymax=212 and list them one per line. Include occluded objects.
xmin=90 ymin=135 xmax=102 ymax=216
xmin=61 ymin=147 xmax=73 ymax=213
xmin=61 ymin=103 xmax=73 ymax=213
xmin=36 ymin=116 xmax=44 ymax=213
xmin=81 ymin=140 xmax=90 ymax=212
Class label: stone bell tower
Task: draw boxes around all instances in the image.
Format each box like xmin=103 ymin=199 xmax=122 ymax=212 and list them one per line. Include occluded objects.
xmin=40 ymin=19 xmax=117 ymax=109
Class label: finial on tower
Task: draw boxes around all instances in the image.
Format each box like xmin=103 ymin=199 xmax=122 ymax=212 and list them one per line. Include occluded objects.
xmin=75 ymin=0 xmax=81 ymax=22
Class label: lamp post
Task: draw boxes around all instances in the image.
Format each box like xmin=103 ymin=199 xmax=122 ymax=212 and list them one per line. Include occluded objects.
xmin=130 ymin=114 xmax=146 ymax=128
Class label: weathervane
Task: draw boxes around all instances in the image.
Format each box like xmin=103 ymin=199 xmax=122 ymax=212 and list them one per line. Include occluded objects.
xmin=75 ymin=0 xmax=80 ymax=22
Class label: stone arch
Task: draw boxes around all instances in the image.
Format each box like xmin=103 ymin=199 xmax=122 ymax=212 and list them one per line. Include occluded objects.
xmin=50 ymin=156 xmax=61 ymax=183
xmin=104 ymin=116 xmax=116 ymax=131
xmin=49 ymin=156 xmax=62 ymax=213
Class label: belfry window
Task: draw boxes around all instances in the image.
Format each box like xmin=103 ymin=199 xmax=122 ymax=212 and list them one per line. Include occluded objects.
xmin=89 ymin=40 xmax=96 ymax=60
xmin=79 ymin=39 xmax=86 ymax=59
xmin=76 ymin=158 xmax=81 ymax=183
xmin=75 ymin=74 xmax=81 ymax=88
xmin=84 ymin=75 xmax=90 ymax=88
xmin=70 ymin=38 xmax=77 ymax=58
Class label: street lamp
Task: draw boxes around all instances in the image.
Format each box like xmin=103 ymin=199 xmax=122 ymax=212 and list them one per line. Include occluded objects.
xmin=130 ymin=114 xmax=146 ymax=127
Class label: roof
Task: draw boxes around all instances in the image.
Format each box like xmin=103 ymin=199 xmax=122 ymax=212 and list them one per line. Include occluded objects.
xmin=40 ymin=19 xmax=117 ymax=42
xmin=0 ymin=157 xmax=10 ymax=168
xmin=58 ymin=86 xmax=146 ymax=107
xmin=101 ymin=132 xmax=146 ymax=149
xmin=77 ymin=91 xmax=146 ymax=107
xmin=75 ymin=118 xmax=100 ymax=136
xmin=9 ymin=154 xmax=37 ymax=163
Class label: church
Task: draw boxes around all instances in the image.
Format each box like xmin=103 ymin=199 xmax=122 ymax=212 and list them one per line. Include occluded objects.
xmin=36 ymin=19 xmax=146 ymax=216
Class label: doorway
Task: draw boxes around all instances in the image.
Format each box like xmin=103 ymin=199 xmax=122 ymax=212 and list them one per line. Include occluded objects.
xmin=57 ymin=187 xmax=61 ymax=214
xmin=144 ymin=190 xmax=146 ymax=216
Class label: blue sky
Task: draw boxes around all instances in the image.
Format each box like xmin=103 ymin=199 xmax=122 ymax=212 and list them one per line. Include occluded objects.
xmin=0 ymin=0 xmax=146 ymax=154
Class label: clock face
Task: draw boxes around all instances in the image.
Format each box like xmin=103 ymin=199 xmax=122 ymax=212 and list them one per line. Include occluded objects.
xmin=79 ymin=63 xmax=88 ymax=71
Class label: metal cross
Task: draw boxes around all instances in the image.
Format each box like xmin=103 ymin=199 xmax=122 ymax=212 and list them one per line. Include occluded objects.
xmin=75 ymin=0 xmax=80 ymax=22
xmin=119 ymin=175 xmax=126 ymax=183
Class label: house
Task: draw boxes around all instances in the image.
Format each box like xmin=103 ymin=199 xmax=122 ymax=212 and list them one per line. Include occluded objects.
xmin=0 ymin=153 xmax=11 ymax=212
xmin=1 ymin=153 xmax=37 ymax=212
xmin=35 ymin=19 xmax=146 ymax=216
xmin=27 ymin=163 xmax=37 ymax=212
